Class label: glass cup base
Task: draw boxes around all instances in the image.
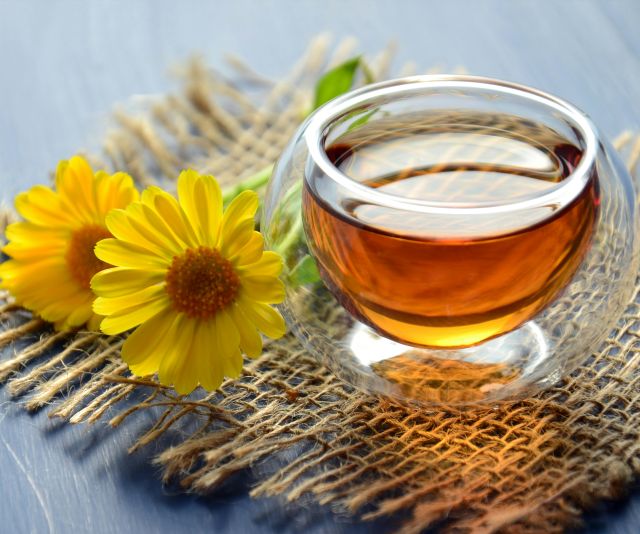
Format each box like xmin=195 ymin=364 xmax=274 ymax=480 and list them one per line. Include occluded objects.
xmin=297 ymin=316 xmax=560 ymax=407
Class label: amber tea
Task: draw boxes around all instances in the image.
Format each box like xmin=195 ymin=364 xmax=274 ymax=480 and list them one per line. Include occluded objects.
xmin=303 ymin=111 xmax=599 ymax=348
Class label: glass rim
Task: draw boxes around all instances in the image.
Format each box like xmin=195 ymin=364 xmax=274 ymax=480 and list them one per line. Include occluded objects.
xmin=303 ymin=75 xmax=598 ymax=215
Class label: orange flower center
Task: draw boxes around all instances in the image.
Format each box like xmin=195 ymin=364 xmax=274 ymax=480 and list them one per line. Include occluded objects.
xmin=66 ymin=225 xmax=112 ymax=289
xmin=165 ymin=246 xmax=240 ymax=319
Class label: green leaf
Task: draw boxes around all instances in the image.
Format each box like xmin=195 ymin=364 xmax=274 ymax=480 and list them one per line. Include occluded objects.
xmin=288 ymin=255 xmax=321 ymax=287
xmin=313 ymin=57 xmax=361 ymax=110
xmin=347 ymin=109 xmax=377 ymax=132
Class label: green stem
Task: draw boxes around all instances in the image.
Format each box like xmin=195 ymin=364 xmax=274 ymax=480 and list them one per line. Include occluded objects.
xmin=274 ymin=215 xmax=303 ymax=258
xmin=222 ymin=163 xmax=274 ymax=205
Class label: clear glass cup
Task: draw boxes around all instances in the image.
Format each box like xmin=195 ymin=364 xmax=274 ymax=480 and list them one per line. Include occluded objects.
xmin=262 ymin=76 xmax=640 ymax=406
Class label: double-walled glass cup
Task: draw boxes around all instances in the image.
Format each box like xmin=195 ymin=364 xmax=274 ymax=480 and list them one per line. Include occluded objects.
xmin=262 ymin=76 xmax=639 ymax=405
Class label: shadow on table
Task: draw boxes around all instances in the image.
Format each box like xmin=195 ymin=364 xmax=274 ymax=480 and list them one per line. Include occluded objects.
xmin=0 ymin=391 xmax=401 ymax=534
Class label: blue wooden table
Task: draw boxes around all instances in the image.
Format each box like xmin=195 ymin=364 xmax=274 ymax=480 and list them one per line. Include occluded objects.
xmin=1 ymin=1 xmax=639 ymax=532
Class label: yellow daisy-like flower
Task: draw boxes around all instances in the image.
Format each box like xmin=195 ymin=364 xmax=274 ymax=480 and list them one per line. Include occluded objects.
xmin=90 ymin=170 xmax=286 ymax=394
xmin=0 ymin=156 xmax=139 ymax=331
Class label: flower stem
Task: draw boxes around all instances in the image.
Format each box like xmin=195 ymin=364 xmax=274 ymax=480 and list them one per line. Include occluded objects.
xmin=274 ymin=215 xmax=303 ymax=257
xmin=222 ymin=163 xmax=274 ymax=205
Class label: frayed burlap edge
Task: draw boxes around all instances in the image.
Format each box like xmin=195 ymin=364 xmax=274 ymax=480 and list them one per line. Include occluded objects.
xmin=2 ymin=36 xmax=640 ymax=533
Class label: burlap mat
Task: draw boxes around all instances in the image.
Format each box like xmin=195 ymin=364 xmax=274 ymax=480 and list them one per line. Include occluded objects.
xmin=2 ymin=37 xmax=640 ymax=533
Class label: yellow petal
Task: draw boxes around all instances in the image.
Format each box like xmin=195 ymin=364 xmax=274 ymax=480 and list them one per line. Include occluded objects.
xmin=221 ymin=349 xmax=243 ymax=379
xmin=230 ymin=232 xmax=264 ymax=266
xmin=20 ymin=291 xmax=82 ymax=316
xmin=64 ymin=300 xmax=95 ymax=328
xmin=192 ymin=174 xmax=223 ymax=246
xmin=4 ymin=267 xmax=80 ymax=303
xmin=220 ymin=218 xmax=255 ymax=258
xmin=39 ymin=291 xmax=94 ymax=325
xmin=137 ymin=199 xmax=185 ymax=251
xmin=91 ymin=267 xmax=165 ymax=298
xmin=122 ymin=307 xmax=177 ymax=376
xmin=229 ymin=303 xmax=262 ymax=358
xmin=0 ymin=257 xmax=67 ymax=284
xmin=157 ymin=314 xmax=197 ymax=393
xmin=218 ymin=190 xmax=258 ymax=248
xmin=176 ymin=170 xmax=198 ymax=222
xmin=215 ymin=309 xmax=240 ymax=355
xmin=54 ymin=159 xmax=69 ymax=185
xmin=104 ymin=209 xmax=175 ymax=261
xmin=213 ymin=310 xmax=242 ymax=379
xmin=198 ymin=174 xmax=223 ymax=243
xmin=95 ymin=238 xmax=170 ymax=270
xmin=177 ymin=170 xmax=223 ymax=246
xmin=194 ymin=320 xmax=224 ymax=391
xmin=56 ymin=155 xmax=93 ymax=197
xmin=5 ymin=222 xmax=67 ymax=244
xmin=95 ymin=171 xmax=139 ymax=215
xmin=3 ymin=241 xmax=66 ymax=261
xmin=145 ymin=186 xmax=199 ymax=248
xmin=240 ymin=275 xmax=285 ymax=304
xmin=93 ymin=284 xmax=166 ymax=316
xmin=238 ymin=251 xmax=283 ymax=278
xmin=238 ymin=298 xmax=286 ymax=339
xmin=95 ymin=171 xmax=119 ymax=215
xmin=57 ymin=156 xmax=100 ymax=223
xmin=171 ymin=340 xmax=202 ymax=394
xmin=100 ymin=296 xmax=170 ymax=335
xmin=14 ymin=187 xmax=74 ymax=227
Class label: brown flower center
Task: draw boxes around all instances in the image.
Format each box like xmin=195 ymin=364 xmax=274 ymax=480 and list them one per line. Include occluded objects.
xmin=66 ymin=225 xmax=112 ymax=289
xmin=165 ymin=246 xmax=240 ymax=319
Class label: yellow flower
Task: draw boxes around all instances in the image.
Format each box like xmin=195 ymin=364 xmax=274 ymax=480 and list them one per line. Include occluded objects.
xmin=0 ymin=156 xmax=139 ymax=331
xmin=90 ymin=170 xmax=286 ymax=394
